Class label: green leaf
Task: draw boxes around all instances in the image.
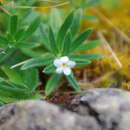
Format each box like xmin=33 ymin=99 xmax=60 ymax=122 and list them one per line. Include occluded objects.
xmin=22 ymin=69 xmax=39 ymax=91
xmin=0 ymin=84 xmax=32 ymax=95
xmin=0 ymin=93 xmax=41 ymax=103
xmin=0 ymin=73 xmax=41 ymax=103
xmin=62 ymin=32 xmax=72 ymax=55
xmin=16 ymin=42 xmax=38 ymax=49
xmin=21 ymin=17 xmax=41 ymax=40
xmin=76 ymin=60 xmax=91 ymax=66
xmin=1 ymin=67 xmax=24 ymax=86
xmin=1 ymin=67 xmax=39 ymax=92
xmin=2 ymin=50 xmax=27 ymax=67
xmin=0 ymin=84 xmax=18 ymax=97
xmin=45 ymin=74 xmax=62 ymax=95
xmin=6 ymin=33 xmax=14 ymax=41
xmin=2 ymin=67 xmax=39 ymax=92
xmin=49 ymin=27 xmax=58 ymax=55
xmin=49 ymin=8 xmax=62 ymax=34
xmin=9 ymin=15 xmax=18 ymax=35
xmin=57 ymin=12 xmax=74 ymax=51
xmin=0 ymin=77 xmax=25 ymax=89
xmin=70 ymin=54 xmax=103 ymax=61
xmin=0 ymin=79 xmax=41 ymax=103
xmin=39 ymin=24 xmax=50 ymax=50
xmin=66 ymin=73 xmax=81 ymax=91
xmin=0 ymin=36 xmax=8 ymax=44
xmin=0 ymin=49 xmax=15 ymax=65
xmin=70 ymin=28 xmax=92 ymax=52
xmin=21 ymin=56 xmax=54 ymax=70
xmin=71 ymin=9 xmax=82 ymax=37
xmin=15 ymin=29 xmax=25 ymax=41
xmin=69 ymin=54 xmax=91 ymax=66
xmin=43 ymin=64 xmax=56 ymax=74
xmin=75 ymin=40 xmax=101 ymax=52
xmin=21 ymin=48 xmax=42 ymax=58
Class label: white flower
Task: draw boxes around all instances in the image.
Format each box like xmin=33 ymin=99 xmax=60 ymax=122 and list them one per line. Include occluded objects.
xmin=53 ymin=56 xmax=76 ymax=75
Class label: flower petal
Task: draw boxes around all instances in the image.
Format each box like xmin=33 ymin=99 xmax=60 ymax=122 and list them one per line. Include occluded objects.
xmin=53 ymin=59 xmax=61 ymax=67
xmin=56 ymin=67 xmax=63 ymax=74
xmin=63 ymin=67 xmax=71 ymax=75
xmin=68 ymin=61 xmax=76 ymax=67
xmin=60 ymin=56 xmax=69 ymax=63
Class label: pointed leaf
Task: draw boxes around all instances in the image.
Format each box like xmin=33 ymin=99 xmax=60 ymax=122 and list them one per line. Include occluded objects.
xmin=22 ymin=68 xmax=39 ymax=91
xmin=0 ymin=93 xmax=41 ymax=103
xmin=70 ymin=28 xmax=92 ymax=51
xmin=0 ymin=49 xmax=15 ymax=65
xmin=76 ymin=60 xmax=91 ymax=66
xmin=49 ymin=27 xmax=58 ymax=55
xmin=62 ymin=32 xmax=72 ymax=55
xmin=2 ymin=67 xmax=39 ymax=91
xmin=70 ymin=54 xmax=103 ymax=61
xmin=0 ymin=84 xmax=32 ymax=95
xmin=0 ymin=36 xmax=8 ymax=44
xmin=71 ymin=9 xmax=83 ymax=37
xmin=21 ymin=17 xmax=41 ymax=40
xmin=9 ymin=15 xmax=18 ymax=35
xmin=45 ymin=74 xmax=62 ymax=95
xmin=15 ymin=29 xmax=25 ymax=41
xmin=69 ymin=54 xmax=91 ymax=66
xmin=49 ymin=8 xmax=62 ymax=34
xmin=39 ymin=24 xmax=50 ymax=50
xmin=75 ymin=40 xmax=101 ymax=52
xmin=43 ymin=64 xmax=56 ymax=74
xmin=21 ymin=56 xmax=54 ymax=70
xmin=21 ymin=48 xmax=42 ymax=58
xmin=66 ymin=73 xmax=81 ymax=91
xmin=16 ymin=42 xmax=37 ymax=49
xmin=57 ymin=12 xmax=74 ymax=50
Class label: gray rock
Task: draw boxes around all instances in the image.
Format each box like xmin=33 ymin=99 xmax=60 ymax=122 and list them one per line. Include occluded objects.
xmin=0 ymin=100 xmax=101 ymax=130
xmin=71 ymin=88 xmax=130 ymax=130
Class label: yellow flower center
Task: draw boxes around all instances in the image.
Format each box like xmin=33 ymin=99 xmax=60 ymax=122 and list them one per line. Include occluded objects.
xmin=61 ymin=63 xmax=67 ymax=67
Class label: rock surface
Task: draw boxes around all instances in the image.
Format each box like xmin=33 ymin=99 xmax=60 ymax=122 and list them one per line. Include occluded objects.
xmin=1 ymin=88 xmax=130 ymax=130
xmin=71 ymin=88 xmax=130 ymax=130
xmin=0 ymin=100 xmax=101 ymax=130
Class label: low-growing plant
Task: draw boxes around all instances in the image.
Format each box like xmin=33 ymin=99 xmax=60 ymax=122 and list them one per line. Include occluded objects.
xmin=0 ymin=14 xmax=41 ymax=65
xmin=0 ymin=67 xmax=41 ymax=103
xmin=0 ymin=0 xmax=104 ymax=104
xmin=17 ymin=9 xmax=103 ymax=95
xmin=0 ymin=5 xmax=43 ymax=103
